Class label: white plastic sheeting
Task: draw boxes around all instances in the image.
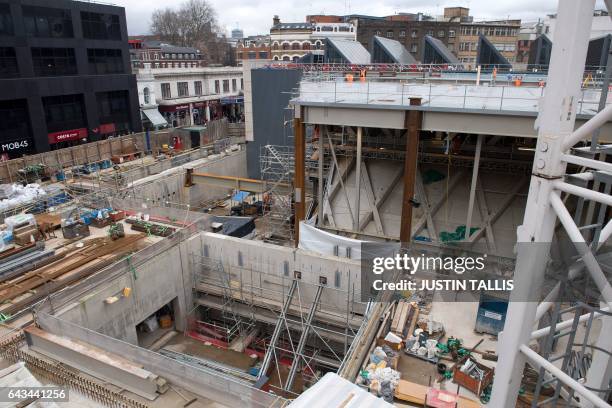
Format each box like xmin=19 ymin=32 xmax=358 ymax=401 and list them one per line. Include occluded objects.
xmin=287 ymin=372 xmax=393 ymax=408
xmin=298 ymin=222 xmax=399 ymax=260
xmin=0 ymin=183 xmax=46 ymax=212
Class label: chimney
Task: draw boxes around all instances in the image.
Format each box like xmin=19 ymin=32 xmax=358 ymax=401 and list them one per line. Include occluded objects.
xmin=273 ymin=15 xmax=280 ymax=26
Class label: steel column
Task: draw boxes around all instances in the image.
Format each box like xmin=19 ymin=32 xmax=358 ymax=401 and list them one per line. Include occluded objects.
xmin=354 ymin=127 xmax=362 ymax=232
xmin=400 ymin=98 xmax=422 ymax=246
xmin=317 ymin=126 xmax=325 ymax=226
xmin=294 ymin=117 xmax=306 ymax=245
xmin=465 ymin=134 xmax=483 ymax=240
xmin=490 ymin=1 xmax=595 ymax=406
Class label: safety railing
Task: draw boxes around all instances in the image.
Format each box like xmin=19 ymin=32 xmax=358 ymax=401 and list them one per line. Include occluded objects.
xmin=295 ymin=78 xmax=609 ymax=114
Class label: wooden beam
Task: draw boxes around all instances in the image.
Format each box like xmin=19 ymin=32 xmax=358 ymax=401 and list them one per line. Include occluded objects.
xmin=400 ymin=99 xmax=422 ymax=247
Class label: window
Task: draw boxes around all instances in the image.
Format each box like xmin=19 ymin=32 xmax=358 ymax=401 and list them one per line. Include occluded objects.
xmin=410 ymin=44 xmax=418 ymax=53
xmin=386 ymin=30 xmax=393 ymax=38
xmin=31 ymin=47 xmax=77 ymax=76
xmin=0 ymin=4 xmax=13 ymax=35
xmin=87 ymin=49 xmax=123 ymax=74
xmin=258 ymin=51 xmax=268 ymax=58
xmin=399 ymin=30 xmax=406 ymax=37
xmin=81 ymin=11 xmax=121 ymax=40
xmin=96 ymin=90 xmax=129 ymax=132
xmin=411 ymin=30 xmax=418 ymax=38
xmin=0 ymin=100 xmax=32 ymax=152
xmin=42 ymin=94 xmax=86 ymax=133
xmin=291 ymin=42 xmax=299 ymax=50
xmin=194 ymin=81 xmax=202 ymax=96
xmin=23 ymin=6 xmax=73 ymax=38
xmin=248 ymin=51 xmax=256 ymax=59
xmin=161 ymin=83 xmax=171 ymax=99
xmin=281 ymin=42 xmax=290 ymax=50
xmin=240 ymin=78 xmax=243 ymax=90
xmin=0 ymin=47 xmax=18 ymax=77
xmin=222 ymin=79 xmax=229 ymax=93
xmin=177 ymin=82 xmax=188 ymax=97
xmin=214 ymin=80 xmax=220 ymax=94
xmin=427 ymin=30 xmax=433 ymax=36
xmin=448 ymin=30 xmax=456 ymax=38
xmin=302 ymin=42 xmax=310 ymax=50
xmin=437 ymin=30 xmax=445 ymax=37
xmin=375 ymin=30 xmax=381 ymax=36
xmin=232 ymin=79 xmax=237 ymax=92
xmin=143 ymin=87 xmax=150 ymax=104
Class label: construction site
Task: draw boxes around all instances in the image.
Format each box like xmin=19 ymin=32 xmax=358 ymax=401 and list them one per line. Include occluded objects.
xmin=0 ymin=1 xmax=611 ymax=408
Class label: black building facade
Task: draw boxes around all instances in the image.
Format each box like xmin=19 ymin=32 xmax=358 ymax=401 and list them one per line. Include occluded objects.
xmin=0 ymin=0 xmax=141 ymax=159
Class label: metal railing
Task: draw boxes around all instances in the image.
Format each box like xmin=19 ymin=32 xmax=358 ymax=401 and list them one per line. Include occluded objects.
xmin=296 ymin=78 xmax=608 ymax=114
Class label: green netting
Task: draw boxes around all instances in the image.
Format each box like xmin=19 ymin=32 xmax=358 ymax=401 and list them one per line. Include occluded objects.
xmin=439 ymin=225 xmax=479 ymax=243
xmin=422 ymin=169 xmax=446 ymax=184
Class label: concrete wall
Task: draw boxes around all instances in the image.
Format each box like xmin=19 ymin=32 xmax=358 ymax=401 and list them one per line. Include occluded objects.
xmin=247 ymin=68 xmax=302 ymax=179
xmin=198 ymin=232 xmax=365 ymax=318
xmin=36 ymin=312 xmax=284 ymax=408
xmin=127 ymin=148 xmax=248 ymax=209
xmin=54 ymin=232 xmax=200 ymax=345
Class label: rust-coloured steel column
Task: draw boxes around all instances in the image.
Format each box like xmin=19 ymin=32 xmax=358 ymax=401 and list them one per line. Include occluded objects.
xmin=294 ymin=116 xmax=306 ymax=246
xmin=400 ymin=98 xmax=422 ymax=247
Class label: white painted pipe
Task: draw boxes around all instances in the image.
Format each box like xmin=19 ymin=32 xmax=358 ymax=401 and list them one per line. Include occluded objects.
xmin=562 ymin=153 xmax=612 ymax=174
xmin=554 ymin=181 xmax=612 ymax=207
xmin=563 ymin=103 xmax=612 ymax=150
xmin=531 ymin=306 xmax=610 ymax=339
xmin=550 ymin=193 xmax=612 ymax=305
xmin=520 ymin=344 xmax=611 ymax=408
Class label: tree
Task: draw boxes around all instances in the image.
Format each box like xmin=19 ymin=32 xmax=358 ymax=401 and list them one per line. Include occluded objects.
xmin=150 ymin=0 xmax=234 ymax=65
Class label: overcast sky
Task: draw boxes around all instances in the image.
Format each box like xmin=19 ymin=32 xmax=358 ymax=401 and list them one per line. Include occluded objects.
xmin=115 ymin=0 xmax=608 ymax=37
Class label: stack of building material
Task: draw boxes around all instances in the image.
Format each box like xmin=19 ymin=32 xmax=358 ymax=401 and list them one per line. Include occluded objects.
xmin=12 ymin=223 xmax=40 ymax=245
xmin=127 ymin=219 xmax=176 ymax=237
xmin=0 ymin=234 xmax=144 ymax=316
xmin=390 ymin=302 xmax=412 ymax=337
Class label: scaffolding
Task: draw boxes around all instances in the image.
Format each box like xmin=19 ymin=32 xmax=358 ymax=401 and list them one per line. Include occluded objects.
xmin=260 ymin=145 xmax=295 ymax=244
xmin=190 ymin=251 xmax=365 ymax=397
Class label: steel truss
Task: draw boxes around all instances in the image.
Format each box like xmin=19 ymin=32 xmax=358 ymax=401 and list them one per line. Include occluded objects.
xmin=490 ymin=1 xmax=612 ymax=407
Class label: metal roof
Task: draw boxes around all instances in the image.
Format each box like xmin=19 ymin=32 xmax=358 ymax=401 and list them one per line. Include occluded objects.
xmin=477 ymin=34 xmax=512 ymax=68
xmin=373 ymin=35 xmax=417 ymax=64
xmin=326 ymin=38 xmax=371 ymax=64
xmin=423 ymin=35 xmax=460 ymax=64
xmin=142 ymin=40 xmax=198 ymax=54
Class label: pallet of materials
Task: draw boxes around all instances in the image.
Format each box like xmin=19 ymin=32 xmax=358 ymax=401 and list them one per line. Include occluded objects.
xmin=126 ymin=219 xmax=176 ymax=237
xmin=13 ymin=224 xmax=40 ymax=246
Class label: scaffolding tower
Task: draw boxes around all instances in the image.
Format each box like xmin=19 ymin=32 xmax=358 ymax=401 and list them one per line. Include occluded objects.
xmin=260 ymin=145 xmax=295 ymax=244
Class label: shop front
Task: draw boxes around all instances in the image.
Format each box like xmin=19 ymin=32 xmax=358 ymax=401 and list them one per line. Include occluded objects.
xmin=159 ymin=104 xmax=192 ymax=128
xmin=0 ymin=137 xmax=34 ymax=161
xmin=48 ymin=127 xmax=88 ymax=150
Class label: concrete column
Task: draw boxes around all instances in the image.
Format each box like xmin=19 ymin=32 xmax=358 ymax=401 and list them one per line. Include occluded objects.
xmin=205 ymin=103 xmax=211 ymax=122
xmin=399 ymin=98 xmax=422 ymax=247
xmin=189 ymin=103 xmax=194 ymax=126
xmin=294 ymin=114 xmax=305 ymax=246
